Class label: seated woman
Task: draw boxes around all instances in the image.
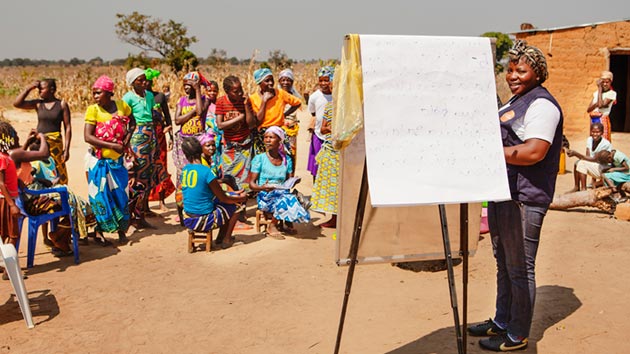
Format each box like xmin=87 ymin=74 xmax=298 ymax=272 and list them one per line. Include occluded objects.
xmin=248 ymin=127 xmax=310 ymax=239
xmin=28 ymin=138 xmax=97 ymax=251
xmin=566 ymin=122 xmax=612 ymax=192
xmin=180 ymin=137 xmax=247 ymax=249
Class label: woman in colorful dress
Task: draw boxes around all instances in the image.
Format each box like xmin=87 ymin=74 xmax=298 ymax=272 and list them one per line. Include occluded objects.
xmin=248 ymin=127 xmax=310 ymax=239
xmin=216 ymin=75 xmax=255 ymax=191
xmin=307 ymin=66 xmax=334 ymax=181
xmin=173 ymin=72 xmax=210 ymax=224
xmin=278 ymin=68 xmax=304 ymax=173
xmin=14 ymin=78 xmax=72 ymax=185
xmin=587 ymin=71 xmax=617 ymax=143
xmin=145 ymin=68 xmax=176 ymax=212
xmin=248 ymin=68 xmax=301 ymax=158
xmin=123 ymin=68 xmax=156 ymax=229
xmin=84 ymin=75 xmax=133 ymax=244
xmin=310 ymin=102 xmax=338 ymax=228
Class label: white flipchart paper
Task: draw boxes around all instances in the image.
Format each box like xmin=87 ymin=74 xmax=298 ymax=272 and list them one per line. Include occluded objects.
xmin=360 ymin=35 xmax=510 ymax=206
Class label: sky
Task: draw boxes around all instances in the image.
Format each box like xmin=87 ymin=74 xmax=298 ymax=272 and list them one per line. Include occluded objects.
xmin=1 ymin=0 xmax=629 ymax=61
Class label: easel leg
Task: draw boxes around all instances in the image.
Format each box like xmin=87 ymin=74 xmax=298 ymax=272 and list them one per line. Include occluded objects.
xmin=460 ymin=203 xmax=469 ymax=354
xmin=334 ymin=160 xmax=369 ymax=354
xmin=439 ymin=204 xmax=464 ymax=354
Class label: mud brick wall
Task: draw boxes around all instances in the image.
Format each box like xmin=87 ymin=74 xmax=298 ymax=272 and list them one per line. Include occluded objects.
xmin=515 ymin=21 xmax=630 ymax=135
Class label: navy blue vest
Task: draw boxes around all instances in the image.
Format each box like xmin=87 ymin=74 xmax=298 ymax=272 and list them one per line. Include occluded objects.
xmin=499 ymin=86 xmax=564 ymax=205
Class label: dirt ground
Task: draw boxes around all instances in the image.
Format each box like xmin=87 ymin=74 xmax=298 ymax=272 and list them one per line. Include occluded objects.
xmin=1 ymin=108 xmax=630 ymax=354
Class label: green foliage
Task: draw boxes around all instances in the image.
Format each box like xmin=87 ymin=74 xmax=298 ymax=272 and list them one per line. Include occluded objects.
xmin=124 ymin=53 xmax=152 ymax=70
xmin=206 ymin=48 xmax=227 ymax=67
xmin=481 ymin=32 xmax=513 ymax=72
xmin=115 ymin=12 xmax=198 ymax=72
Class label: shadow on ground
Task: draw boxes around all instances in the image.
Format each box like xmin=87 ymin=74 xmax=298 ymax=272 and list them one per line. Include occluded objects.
xmin=386 ymin=285 xmax=582 ymax=354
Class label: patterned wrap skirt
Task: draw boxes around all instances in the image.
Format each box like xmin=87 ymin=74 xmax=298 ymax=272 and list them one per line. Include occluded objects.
xmin=257 ymin=189 xmax=311 ymax=223
xmin=149 ymin=121 xmax=175 ymax=201
xmin=310 ymin=144 xmax=339 ymax=214
xmin=86 ymin=155 xmax=130 ymax=233
xmin=183 ymin=202 xmax=237 ymax=232
xmin=221 ymin=136 xmax=253 ymax=191
xmin=45 ymin=131 xmax=68 ymax=184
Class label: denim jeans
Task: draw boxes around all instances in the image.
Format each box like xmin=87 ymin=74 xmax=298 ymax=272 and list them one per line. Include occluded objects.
xmin=488 ymin=200 xmax=548 ymax=338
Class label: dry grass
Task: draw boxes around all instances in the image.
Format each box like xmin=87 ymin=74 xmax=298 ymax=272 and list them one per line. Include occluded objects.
xmin=0 ymin=63 xmax=321 ymax=112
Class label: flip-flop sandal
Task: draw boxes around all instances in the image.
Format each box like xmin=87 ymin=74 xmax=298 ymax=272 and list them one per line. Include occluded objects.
xmin=265 ymin=231 xmax=285 ymax=240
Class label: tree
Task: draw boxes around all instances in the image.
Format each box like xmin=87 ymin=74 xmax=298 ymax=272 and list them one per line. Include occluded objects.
xmin=268 ymin=50 xmax=293 ymax=71
xmin=115 ymin=12 xmax=198 ymax=72
xmin=481 ymin=32 xmax=513 ymax=72
xmin=206 ymin=48 xmax=227 ymax=67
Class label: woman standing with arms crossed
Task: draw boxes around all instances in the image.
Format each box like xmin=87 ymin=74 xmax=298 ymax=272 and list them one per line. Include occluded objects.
xmin=467 ymin=41 xmax=563 ymax=352
xmin=14 ymin=78 xmax=71 ymax=185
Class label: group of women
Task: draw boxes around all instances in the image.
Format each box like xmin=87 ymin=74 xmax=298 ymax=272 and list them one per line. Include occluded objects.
xmin=1 ymin=64 xmax=342 ymax=252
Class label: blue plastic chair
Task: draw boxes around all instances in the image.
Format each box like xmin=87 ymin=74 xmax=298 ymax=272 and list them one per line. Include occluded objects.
xmin=15 ymin=185 xmax=80 ymax=268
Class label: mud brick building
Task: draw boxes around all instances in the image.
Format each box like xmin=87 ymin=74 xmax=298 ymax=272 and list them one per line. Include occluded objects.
xmin=513 ymin=19 xmax=630 ymax=136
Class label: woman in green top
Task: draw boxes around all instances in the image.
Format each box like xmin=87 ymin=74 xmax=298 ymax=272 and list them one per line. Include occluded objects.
xmin=122 ymin=68 xmax=157 ymax=229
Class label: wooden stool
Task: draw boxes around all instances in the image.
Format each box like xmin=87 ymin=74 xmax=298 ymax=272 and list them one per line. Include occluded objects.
xmin=255 ymin=210 xmax=272 ymax=233
xmin=187 ymin=229 xmax=213 ymax=253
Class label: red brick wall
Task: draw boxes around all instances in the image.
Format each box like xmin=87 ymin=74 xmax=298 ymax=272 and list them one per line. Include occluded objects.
xmin=515 ymin=20 xmax=630 ymax=136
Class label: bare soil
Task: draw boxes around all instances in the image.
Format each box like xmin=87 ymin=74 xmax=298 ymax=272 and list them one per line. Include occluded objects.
xmin=1 ymin=108 xmax=629 ymax=354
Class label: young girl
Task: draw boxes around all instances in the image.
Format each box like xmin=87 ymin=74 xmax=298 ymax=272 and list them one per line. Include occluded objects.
xmin=248 ymin=127 xmax=310 ymax=238
xmin=180 ymin=137 xmax=247 ymax=249
xmin=0 ymin=121 xmax=22 ymax=248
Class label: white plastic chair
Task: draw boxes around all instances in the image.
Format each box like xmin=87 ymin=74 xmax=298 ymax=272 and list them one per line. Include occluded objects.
xmin=0 ymin=243 xmax=34 ymax=328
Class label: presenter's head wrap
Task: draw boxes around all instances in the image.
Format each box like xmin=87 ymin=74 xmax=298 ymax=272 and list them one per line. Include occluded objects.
xmin=264 ymin=126 xmax=287 ymax=165
xmin=254 ymin=68 xmax=273 ymax=85
xmin=126 ymin=68 xmax=146 ymax=87
xmin=279 ymin=69 xmax=294 ymax=81
xmin=317 ymin=66 xmax=335 ymax=80
xmin=508 ymin=40 xmax=548 ymax=84
xmin=601 ymin=71 xmax=613 ymax=82
xmin=144 ymin=68 xmax=161 ymax=81
xmin=92 ymin=75 xmax=115 ymax=93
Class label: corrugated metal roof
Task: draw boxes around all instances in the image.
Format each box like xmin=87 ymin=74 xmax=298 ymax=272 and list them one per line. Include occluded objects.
xmin=513 ymin=18 xmax=630 ymax=34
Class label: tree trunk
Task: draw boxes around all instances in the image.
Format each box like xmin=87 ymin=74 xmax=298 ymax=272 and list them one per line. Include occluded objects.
xmin=550 ymin=187 xmax=615 ymax=213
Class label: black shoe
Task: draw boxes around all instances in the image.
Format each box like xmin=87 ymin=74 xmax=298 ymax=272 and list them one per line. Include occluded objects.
xmin=468 ymin=318 xmax=507 ymax=337
xmin=479 ymin=333 xmax=528 ymax=352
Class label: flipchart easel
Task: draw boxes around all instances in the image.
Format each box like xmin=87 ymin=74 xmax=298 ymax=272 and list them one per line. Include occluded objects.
xmin=332 ymin=35 xmax=508 ymax=354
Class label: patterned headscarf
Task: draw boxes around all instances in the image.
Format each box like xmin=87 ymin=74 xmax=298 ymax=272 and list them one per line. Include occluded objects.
xmin=126 ymin=68 xmax=145 ymax=86
xmin=0 ymin=121 xmax=19 ymax=153
xmin=317 ymin=66 xmax=335 ymax=80
xmin=183 ymin=71 xmax=210 ymax=86
xmin=254 ymin=68 xmax=273 ymax=85
xmin=198 ymin=132 xmax=215 ymax=146
xmin=508 ymin=40 xmax=548 ymax=84
xmin=265 ymin=126 xmax=287 ymax=164
xmin=92 ymin=75 xmax=115 ymax=93
xmin=145 ymin=68 xmax=161 ymax=81
xmin=279 ymin=69 xmax=294 ymax=81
